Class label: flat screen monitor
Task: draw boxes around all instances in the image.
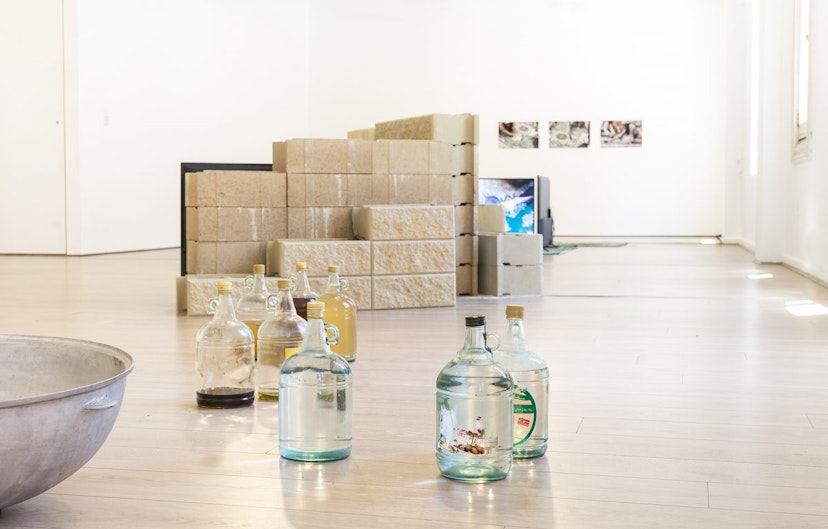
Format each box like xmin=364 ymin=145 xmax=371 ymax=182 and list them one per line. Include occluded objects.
xmin=478 ymin=177 xmax=537 ymax=235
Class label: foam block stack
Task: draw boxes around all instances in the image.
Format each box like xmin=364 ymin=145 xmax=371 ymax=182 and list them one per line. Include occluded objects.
xmin=184 ymin=170 xmax=287 ymax=274
xmin=478 ymin=234 xmax=544 ymax=296
xmin=374 ymin=113 xmax=480 ymax=295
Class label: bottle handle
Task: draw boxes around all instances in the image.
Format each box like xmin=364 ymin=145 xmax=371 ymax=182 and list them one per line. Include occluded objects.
xmin=265 ymin=293 xmax=279 ymax=310
xmin=339 ymin=277 xmax=350 ymax=291
xmin=206 ymin=298 xmax=218 ymax=314
xmin=243 ymin=274 xmax=254 ymax=292
xmin=287 ymin=273 xmax=297 ymax=292
xmin=486 ymin=332 xmax=500 ymax=352
xmin=324 ymin=322 xmax=340 ymax=346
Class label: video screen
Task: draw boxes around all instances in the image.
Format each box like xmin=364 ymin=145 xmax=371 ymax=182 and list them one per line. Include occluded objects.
xmin=478 ymin=178 xmax=536 ymax=234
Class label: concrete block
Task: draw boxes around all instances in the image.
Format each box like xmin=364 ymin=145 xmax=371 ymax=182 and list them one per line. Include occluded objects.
xmin=455 ymin=234 xmax=478 ymax=266
xmin=186 ymin=207 xmax=218 ymax=241
xmin=478 ymin=233 xmax=543 ymax=266
xmin=216 ymin=241 xmax=267 ymax=274
xmin=286 ymin=207 xmax=354 ymax=240
xmin=308 ymin=275 xmax=372 ymax=311
xmin=371 ymin=173 xmax=390 ymax=204
xmin=389 ymin=174 xmax=429 ymax=204
xmin=286 ymin=207 xmax=306 ymax=238
xmin=478 ymin=204 xmax=507 ymax=233
xmin=347 ymin=128 xmax=375 ymax=141
xmin=478 ymin=264 xmax=543 ymax=296
xmin=372 ymin=273 xmax=456 ymax=310
xmin=286 ymin=172 xmax=306 ymax=207
xmin=261 ymin=207 xmax=288 ymax=240
xmin=217 ymin=207 xmax=261 ymax=242
xmin=304 ymin=139 xmax=348 ymax=174
xmin=216 ymin=170 xmax=262 ymax=207
xmin=267 ymin=239 xmax=372 ymax=278
xmin=185 ymin=171 xmax=216 ymax=207
xmin=176 ymin=276 xmax=187 ymax=312
xmin=451 ymin=144 xmax=477 ymax=175
xmin=452 ymin=174 xmax=477 ymax=206
xmin=371 ymin=240 xmax=455 ymax=275
xmin=374 ymin=113 xmax=477 ymax=145
xmin=347 ymin=139 xmax=374 ymax=174
xmin=429 ymin=174 xmax=453 ymax=206
xmin=429 ymin=141 xmax=453 ymax=174
xmin=353 ymin=204 xmax=454 ymax=241
xmin=186 ymin=241 xmax=217 ymax=274
xmin=389 ymin=140 xmax=430 ymax=174
xmin=350 ymin=173 xmax=374 ymax=206
xmin=456 ymin=264 xmax=478 ymax=296
xmin=261 ymin=172 xmax=287 ymax=207
xmin=289 ymin=173 xmax=351 ymax=207
xmin=454 ymin=204 xmax=478 ymax=236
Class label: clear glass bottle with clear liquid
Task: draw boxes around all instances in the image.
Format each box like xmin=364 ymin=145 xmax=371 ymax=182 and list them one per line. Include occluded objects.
xmin=316 ymin=264 xmax=357 ymax=362
xmin=235 ymin=264 xmax=275 ymax=359
xmin=279 ymin=301 xmax=352 ymax=462
xmin=436 ymin=315 xmax=513 ymax=482
xmin=493 ymin=304 xmax=549 ymax=459
xmin=195 ymin=281 xmax=256 ymax=408
xmin=256 ymin=278 xmax=306 ymax=401
xmin=289 ymin=261 xmax=318 ymax=321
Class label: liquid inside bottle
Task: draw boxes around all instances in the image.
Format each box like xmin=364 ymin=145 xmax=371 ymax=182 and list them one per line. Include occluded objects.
xmin=290 ymin=261 xmax=318 ymax=321
xmin=256 ymin=278 xmax=306 ymax=401
xmin=493 ymin=305 xmax=549 ymax=459
xmin=316 ymin=264 xmax=357 ymax=362
xmin=436 ymin=315 xmax=513 ymax=482
xmin=196 ymin=281 xmax=256 ymax=408
xmin=279 ymin=301 xmax=352 ymax=462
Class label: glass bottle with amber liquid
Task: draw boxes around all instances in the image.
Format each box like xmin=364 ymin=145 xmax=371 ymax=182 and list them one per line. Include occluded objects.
xmin=316 ymin=264 xmax=357 ymax=362
xmin=235 ymin=264 xmax=275 ymax=359
xmin=195 ymin=281 xmax=255 ymax=408
xmin=279 ymin=301 xmax=352 ymax=462
xmin=290 ymin=261 xmax=318 ymax=321
xmin=436 ymin=315 xmax=513 ymax=482
xmin=493 ymin=305 xmax=549 ymax=459
xmin=256 ymin=278 xmax=306 ymax=401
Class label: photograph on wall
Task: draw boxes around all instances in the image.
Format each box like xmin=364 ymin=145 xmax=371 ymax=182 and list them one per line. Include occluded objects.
xmin=549 ymin=121 xmax=590 ymax=148
xmin=600 ymin=120 xmax=642 ymax=147
xmin=498 ymin=121 xmax=539 ymax=149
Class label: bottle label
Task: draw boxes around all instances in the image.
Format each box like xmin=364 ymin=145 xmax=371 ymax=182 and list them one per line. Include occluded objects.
xmin=512 ymin=387 xmax=537 ymax=446
xmin=438 ymin=403 xmax=498 ymax=455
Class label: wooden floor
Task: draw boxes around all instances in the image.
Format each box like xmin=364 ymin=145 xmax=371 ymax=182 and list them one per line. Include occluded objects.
xmin=2 ymin=242 xmax=828 ymax=528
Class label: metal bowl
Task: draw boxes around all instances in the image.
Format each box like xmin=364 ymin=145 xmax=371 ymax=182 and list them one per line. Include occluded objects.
xmin=0 ymin=335 xmax=134 ymax=510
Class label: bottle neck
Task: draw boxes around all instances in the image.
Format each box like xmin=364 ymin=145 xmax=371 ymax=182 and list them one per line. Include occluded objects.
xmin=276 ymin=288 xmax=298 ymax=316
xmin=251 ymin=272 xmax=268 ymax=295
xmin=460 ymin=324 xmax=492 ymax=358
xmin=303 ymin=316 xmax=330 ymax=352
xmin=502 ymin=317 xmax=528 ymax=353
xmin=295 ymin=269 xmax=315 ymax=297
xmin=324 ymin=271 xmax=340 ymax=295
xmin=213 ymin=292 xmax=238 ymax=322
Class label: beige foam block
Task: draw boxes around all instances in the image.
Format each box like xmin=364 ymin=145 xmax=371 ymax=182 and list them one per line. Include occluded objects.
xmin=186 ymin=207 xmax=218 ymax=241
xmin=186 ymin=241 xmax=217 ymax=274
xmin=261 ymin=172 xmax=287 ymax=207
xmin=429 ymin=174 xmax=452 ymax=206
xmin=175 ymin=276 xmax=187 ymax=312
xmin=478 ymin=204 xmax=507 ymax=233
xmin=272 ymin=139 xmax=307 ymax=173
xmin=288 ymin=173 xmax=351 ymax=207
xmin=372 ymin=273 xmax=456 ymax=310
xmin=387 ymin=140 xmax=430 ymax=174
xmin=217 ymin=207 xmax=262 ymax=242
xmin=216 ymin=241 xmax=267 ymax=274
xmin=347 ymin=139 xmax=373 ymax=174
xmin=350 ymin=173 xmax=374 ymax=206
xmin=286 ymin=207 xmax=307 ymax=238
xmin=371 ymin=173 xmax=390 ymax=204
xmin=308 ymin=275 xmax=372 ymax=311
xmin=389 ymin=174 xmax=429 ymax=204
xmin=347 ymin=128 xmax=375 ymax=141
xmin=451 ymin=144 xmax=477 ymax=175
xmin=185 ymin=171 xmax=216 ymax=207
xmin=371 ymin=240 xmax=455 ymax=275
xmin=479 ymin=233 xmax=543 ymax=266
xmin=216 ymin=171 xmax=262 ymax=207
xmin=304 ymin=139 xmax=348 ymax=174
xmin=261 ymin=207 xmax=288 ymax=240
xmin=455 ymin=234 xmax=478 ymax=266
xmin=455 ymin=264 xmax=478 ymax=296
xmin=478 ymin=264 xmax=543 ymax=297
xmin=267 ymin=239 xmax=371 ymax=277
xmin=429 ymin=141 xmax=452 ymax=174
xmin=286 ymin=172 xmax=307 ymax=207
xmin=286 ymin=207 xmax=353 ymax=239
xmin=452 ymin=174 xmax=477 ymax=206
xmin=374 ymin=113 xmax=477 ymax=145
xmin=272 ymin=141 xmax=287 ymax=173
xmin=454 ymin=204 xmax=478 ymax=236
xmin=353 ymin=204 xmax=454 ymax=241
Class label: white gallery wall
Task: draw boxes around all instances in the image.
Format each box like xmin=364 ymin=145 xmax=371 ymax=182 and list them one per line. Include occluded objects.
xmin=1 ymin=0 xmax=827 ymax=285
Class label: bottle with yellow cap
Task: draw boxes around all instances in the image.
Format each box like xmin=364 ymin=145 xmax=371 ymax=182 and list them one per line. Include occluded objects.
xmin=289 ymin=261 xmax=318 ymax=321
xmin=279 ymin=301 xmax=352 ymax=462
xmin=493 ymin=304 xmax=549 ymax=459
xmin=316 ymin=264 xmax=357 ymax=362
xmin=235 ymin=264 xmax=275 ymax=359
xmin=195 ymin=281 xmax=255 ymax=408
xmin=256 ymin=278 xmax=306 ymax=401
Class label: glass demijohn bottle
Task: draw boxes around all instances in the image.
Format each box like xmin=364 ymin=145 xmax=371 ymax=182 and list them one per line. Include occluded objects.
xmin=316 ymin=264 xmax=357 ymax=362
xmin=256 ymin=278 xmax=307 ymax=401
xmin=436 ymin=315 xmax=513 ymax=482
xmin=279 ymin=301 xmax=352 ymax=462
xmin=195 ymin=281 xmax=256 ymax=408
xmin=289 ymin=261 xmax=318 ymax=321
xmin=493 ymin=305 xmax=549 ymax=459
xmin=235 ymin=264 xmax=275 ymax=359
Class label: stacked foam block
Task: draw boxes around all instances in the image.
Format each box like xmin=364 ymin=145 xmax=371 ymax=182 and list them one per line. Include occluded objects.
xmin=372 ymin=113 xmax=479 ymax=295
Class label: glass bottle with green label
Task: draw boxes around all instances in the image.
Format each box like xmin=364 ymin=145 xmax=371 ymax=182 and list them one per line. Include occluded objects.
xmin=493 ymin=304 xmax=549 ymax=459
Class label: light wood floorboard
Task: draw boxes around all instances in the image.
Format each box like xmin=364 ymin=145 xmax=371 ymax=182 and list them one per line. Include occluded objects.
xmin=1 ymin=243 xmax=828 ymax=528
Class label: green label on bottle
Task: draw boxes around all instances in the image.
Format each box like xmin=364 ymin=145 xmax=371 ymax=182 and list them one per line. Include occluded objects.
xmin=512 ymin=387 xmax=537 ymax=446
